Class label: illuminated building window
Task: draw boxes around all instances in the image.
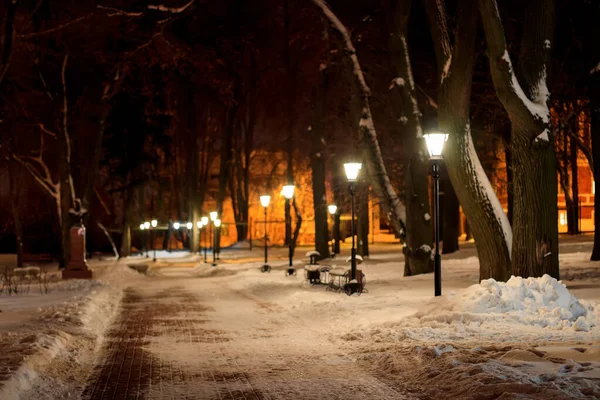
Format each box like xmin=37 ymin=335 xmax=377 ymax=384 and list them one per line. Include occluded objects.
xmin=559 ymin=212 xmax=567 ymax=226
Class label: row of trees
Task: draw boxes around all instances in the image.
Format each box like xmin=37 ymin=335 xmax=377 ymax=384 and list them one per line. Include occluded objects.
xmin=0 ymin=0 xmax=598 ymax=281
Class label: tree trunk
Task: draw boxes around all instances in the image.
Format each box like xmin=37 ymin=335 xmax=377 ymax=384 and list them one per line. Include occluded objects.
xmin=8 ymin=157 xmax=23 ymax=268
xmin=311 ymin=60 xmax=330 ymax=259
xmin=387 ymin=0 xmax=433 ymax=276
xmin=119 ymin=185 xmax=136 ymax=257
xmin=357 ymin=185 xmax=369 ymax=257
xmin=313 ymin=0 xmax=407 ymax=238
xmin=0 ymin=0 xmax=17 ymax=87
xmin=442 ymin=169 xmax=460 ymax=254
xmin=590 ymin=68 xmax=600 ymax=259
xmin=332 ymin=166 xmax=342 ymax=254
xmin=505 ymin=144 xmax=514 ymax=224
xmin=478 ymin=0 xmax=559 ymax=279
xmin=570 ymin=131 xmax=580 ymax=234
xmin=427 ymin=0 xmax=512 ymax=281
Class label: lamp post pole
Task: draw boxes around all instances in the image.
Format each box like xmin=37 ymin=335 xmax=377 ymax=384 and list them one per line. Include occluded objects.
xmin=286 ymin=197 xmax=292 ymax=267
xmin=260 ymin=195 xmax=271 ymax=272
xmin=264 ymin=207 xmax=268 ymax=265
xmin=423 ymin=132 xmax=448 ymax=297
xmin=328 ymin=205 xmax=337 ymax=259
xmin=431 ymin=161 xmax=442 ymax=297
xmin=151 ymin=220 xmax=157 ymax=262
xmin=281 ymin=185 xmax=295 ymax=268
xmin=203 ymin=226 xmax=207 ymax=262
xmin=350 ymin=183 xmax=357 ymax=281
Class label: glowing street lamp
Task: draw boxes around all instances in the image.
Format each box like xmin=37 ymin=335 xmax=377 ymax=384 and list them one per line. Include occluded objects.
xmin=423 ymin=131 xmax=448 ymax=297
xmin=151 ymin=219 xmax=157 ymax=228
xmin=209 ymin=212 xmax=218 ymax=262
xmin=186 ymin=222 xmax=193 ymax=230
xmin=173 ymin=222 xmax=180 ymax=230
xmin=344 ymin=162 xmax=362 ymax=295
xmin=143 ymin=221 xmax=151 ymax=258
xmin=328 ymin=204 xmax=338 ymax=258
xmin=281 ymin=185 xmax=295 ymax=269
xmin=260 ymin=195 xmax=271 ymax=272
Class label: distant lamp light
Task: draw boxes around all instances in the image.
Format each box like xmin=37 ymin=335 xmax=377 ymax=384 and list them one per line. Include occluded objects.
xmin=151 ymin=219 xmax=158 ymax=228
xmin=209 ymin=211 xmax=218 ymax=221
xmin=260 ymin=195 xmax=271 ymax=208
xmin=281 ymin=185 xmax=295 ymax=200
xmin=173 ymin=222 xmax=180 ymax=229
xmin=139 ymin=223 xmax=145 ymax=230
xmin=214 ymin=219 xmax=222 ymax=228
xmin=423 ymin=132 xmax=449 ymax=158
xmin=197 ymin=221 xmax=203 ymax=229
xmin=201 ymin=216 xmax=209 ymax=225
xmin=186 ymin=222 xmax=193 ymax=230
xmin=144 ymin=221 xmax=150 ymax=229
xmin=328 ymin=204 xmax=338 ymax=215
xmin=344 ymin=163 xmax=362 ymax=182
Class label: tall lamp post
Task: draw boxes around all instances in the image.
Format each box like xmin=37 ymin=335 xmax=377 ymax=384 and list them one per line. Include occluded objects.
xmin=209 ymin=211 xmax=218 ymax=262
xmin=186 ymin=222 xmax=193 ymax=251
xmin=201 ymin=216 xmax=209 ymax=263
xmin=281 ymin=185 xmax=295 ymax=267
xmin=139 ymin=223 xmax=146 ymax=256
xmin=424 ymin=132 xmax=449 ymax=297
xmin=196 ymin=220 xmax=203 ymax=255
xmin=260 ymin=195 xmax=271 ymax=272
xmin=344 ymin=162 xmax=362 ymax=295
xmin=144 ymin=221 xmax=150 ymax=257
xmin=151 ymin=219 xmax=158 ymax=262
xmin=328 ymin=204 xmax=337 ymax=258
xmin=213 ymin=219 xmax=221 ymax=265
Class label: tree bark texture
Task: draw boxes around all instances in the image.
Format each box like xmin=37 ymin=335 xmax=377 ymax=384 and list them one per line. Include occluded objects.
xmin=442 ymin=169 xmax=460 ymax=254
xmin=357 ymin=185 xmax=369 ymax=257
xmin=311 ymin=61 xmax=330 ymax=259
xmin=387 ymin=0 xmax=433 ymax=276
xmin=0 ymin=0 xmax=17 ymax=87
xmin=426 ymin=0 xmax=512 ymax=281
xmin=313 ymin=0 xmax=407 ymax=238
xmin=478 ymin=0 xmax=559 ymax=279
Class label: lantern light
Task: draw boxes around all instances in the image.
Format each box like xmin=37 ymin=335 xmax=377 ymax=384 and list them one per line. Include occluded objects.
xmin=151 ymin=219 xmax=157 ymax=228
xmin=173 ymin=222 xmax=180 ymax=229
xmin=344 ymin=163 xmax=362 ymax=182
xmin=201 ymin=216 xmax=209 ymax=225
xmin=209 ymin=211 xmax=218 ymax=221
xmin=140 ymin=223 xmax=145 ymax=230
xmin=328 ymin=204 xmax=338 ymax=215
xmin=281 ymin=185 xmax=295 ymax=200
xmin=214 ymin=219 xmax=222 ymax=228
xmin=186 ymin=222 xmax=192 ymax=229
xmin=144 ymin=221 xmax=150 ymax=229
xmin=260 ymin=195 xmax=271 ymax=208
xmin=197 ymin=221 xmax=203 ymax=229
xmin=423 ymin=132 xmax=449 ymax=158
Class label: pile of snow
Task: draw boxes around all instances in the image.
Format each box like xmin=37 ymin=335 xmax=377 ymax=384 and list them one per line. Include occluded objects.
xmin=359 ymin=275 xmax=599 ymax=343
xmin=443 ymin=274 xmax=594 ymax=331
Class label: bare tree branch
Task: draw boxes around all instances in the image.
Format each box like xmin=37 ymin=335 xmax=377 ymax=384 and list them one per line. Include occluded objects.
xmin=148 ymin=0 xmax=196 ymax=14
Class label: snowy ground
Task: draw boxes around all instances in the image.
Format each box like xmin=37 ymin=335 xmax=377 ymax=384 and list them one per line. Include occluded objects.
xmin=1 ymin=237 xmax=599 ymax=399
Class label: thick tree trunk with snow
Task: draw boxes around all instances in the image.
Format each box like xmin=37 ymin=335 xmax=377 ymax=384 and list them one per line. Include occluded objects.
xmin=442 ymin=172 xmax=460 ymax=254
xmin=426 ymin=0 xmax=511 ymax=281
xmin=387 ymin=0 xmax=433 ymax=276
xmin=590 ymin=69 xmax=600 ymax=259
xmin=478 ymin=0 xmax=559 ymax=279
xmin=313 ymin=0 xmax=406 ymax=238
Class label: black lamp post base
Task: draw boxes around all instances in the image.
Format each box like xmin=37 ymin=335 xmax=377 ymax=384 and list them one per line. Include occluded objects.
xmin=212 ymin=262 xmax=218 ymax=267
xmin=285 ymin=267 xmax=296 ymax=276
xmin=343 ymin=281 xmax=363 ymax=296
xmin=261 ymin=264 xmax=271 ymax=273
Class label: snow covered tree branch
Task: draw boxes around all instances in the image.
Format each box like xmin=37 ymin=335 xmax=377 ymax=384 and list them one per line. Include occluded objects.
xmin=312 ymin=0 xmax=406 ymax=234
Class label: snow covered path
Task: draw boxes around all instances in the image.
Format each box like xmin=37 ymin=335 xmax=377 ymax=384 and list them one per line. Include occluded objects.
xmin=81 ymin=276 xmax=410 ymax=400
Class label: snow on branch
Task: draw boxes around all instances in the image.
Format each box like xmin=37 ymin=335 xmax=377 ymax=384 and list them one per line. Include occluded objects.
xmin=312 ymin=0 xmax=407 ymax=231
xmin=20 ymin=16 xmax=90 ymax=39
xmin=592 ymin=62 xmax=600 ymax=75
xmin=96 ymin=5 xmax=143 ymax=17
xmin=478 ymin=0 xmax=549 ymax=138
xmin=148 ymin=0 xmax=196 ymax=13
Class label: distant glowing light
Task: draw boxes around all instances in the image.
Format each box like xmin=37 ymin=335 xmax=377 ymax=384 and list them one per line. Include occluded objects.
xmin=281 ymin=185 xmax=295 ymax=200
xmin=423 ymin=132 xmax=449 ymax=158
xmin=328 ymin=204 xmax=338 ymax=215
xmin=209 ymin=211 xmax=218 ymax=221
xmin=173 ymin=222 xmax=180 ymax=229
xmin=260 ymin=195 xmax=271 ymax=208
xmin=344 ymin=163 xmax=362 ymax=182
xmin=186 ymin=222 xmax=193 ymax=229
xmin=214 ymin=219 xmax=222 ymax=228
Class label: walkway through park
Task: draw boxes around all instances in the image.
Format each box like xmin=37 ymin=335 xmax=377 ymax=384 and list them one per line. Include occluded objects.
xmin=80 ymin=273 xmax=410 ymax=399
